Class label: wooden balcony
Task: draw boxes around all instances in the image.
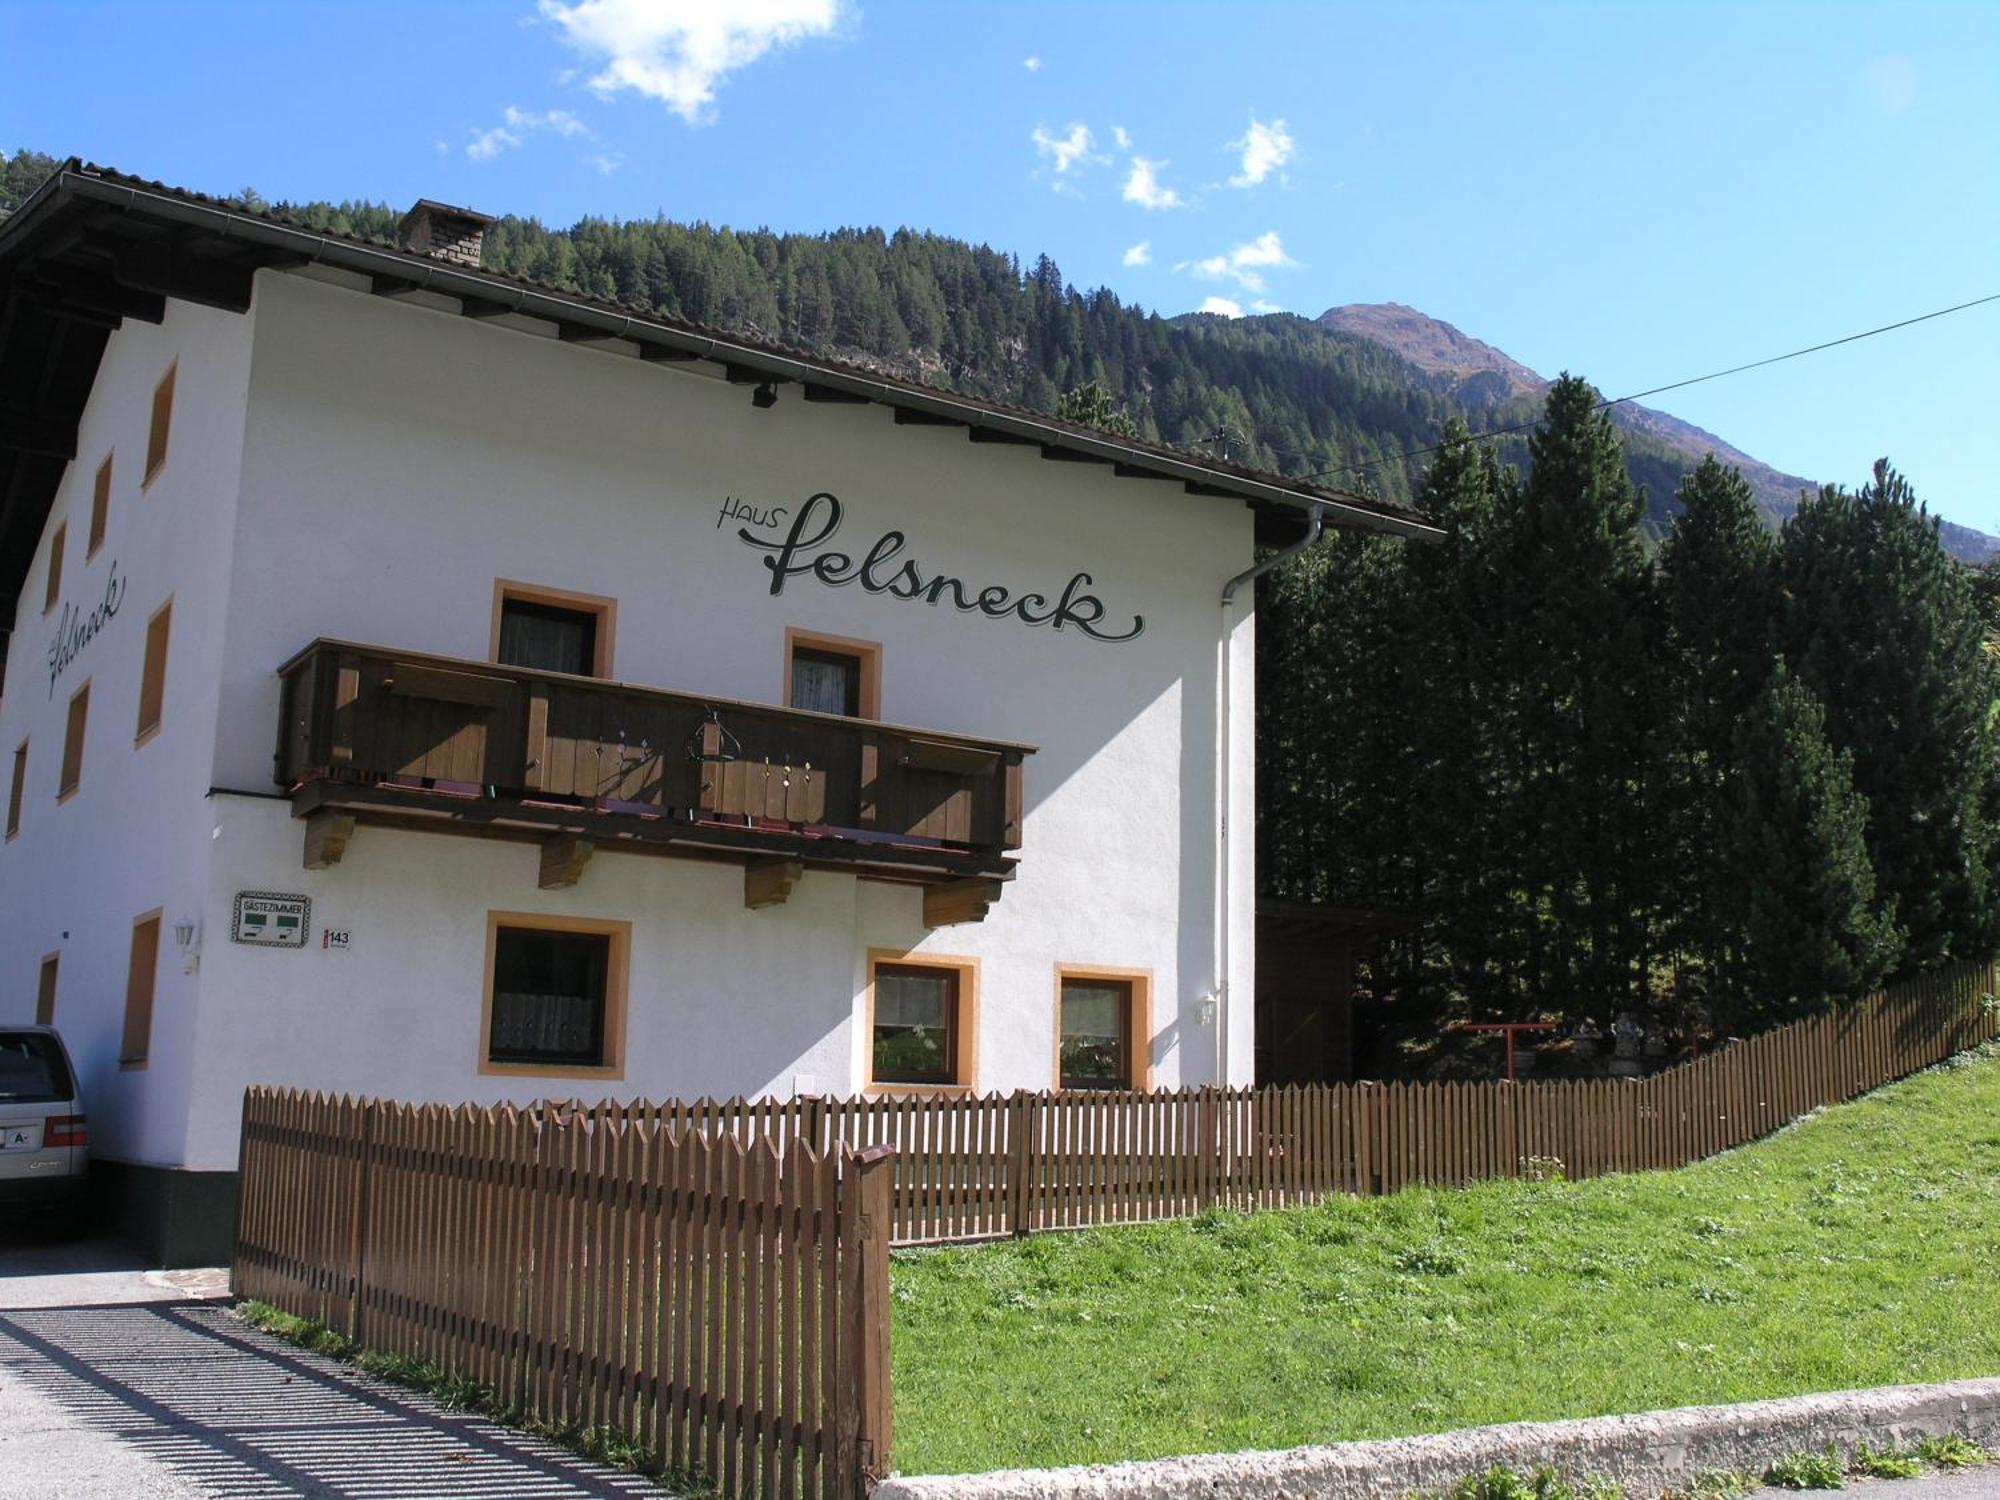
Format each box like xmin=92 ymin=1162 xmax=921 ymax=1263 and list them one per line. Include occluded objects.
xmin=274 ymin=640 xmax=1032 ymax=923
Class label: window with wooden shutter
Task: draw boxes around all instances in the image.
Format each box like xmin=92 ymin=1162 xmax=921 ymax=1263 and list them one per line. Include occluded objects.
xmin=121 ymin=912 xmax=161 ymax=1068
xmin=89 ymin=455 xmax=112 ymax=557
xmin=37 ymin=953 xmax=59 ymax=1026
xmin=58 ymin=683 xmax=89 ymax=801
xmin=43 ymin=523 xmax=64 ymax=615
xmin=136 ymin=600 xmax=172 ymax=743
xmin=6 ymin=741 xmax=24 ymax=839
xmin=144 ymin=363 xmax=175 ymax=487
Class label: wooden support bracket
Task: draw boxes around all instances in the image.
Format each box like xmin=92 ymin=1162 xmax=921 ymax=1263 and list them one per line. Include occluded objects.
xmin=744 ymin=857 xmax=805 ymax=910
xmin=923 ymin=877 xmax=1002 ymax=929
xmin=539 ymin=833 xmax=594 ymax=890
xmin=303 ymin=810 xmax=355 ymax=870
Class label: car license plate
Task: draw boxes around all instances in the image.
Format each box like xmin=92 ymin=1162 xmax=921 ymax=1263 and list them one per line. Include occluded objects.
xmin=1 ymin=1124 xmax=42 ymax=1151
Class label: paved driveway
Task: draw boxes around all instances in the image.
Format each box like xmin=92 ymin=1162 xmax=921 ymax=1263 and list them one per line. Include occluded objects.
xmin=0 ymin=1298 xmax=672 ymax=1499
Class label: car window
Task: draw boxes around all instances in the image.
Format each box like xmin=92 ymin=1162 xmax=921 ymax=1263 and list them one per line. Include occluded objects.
xmin=0 ymin=1034 xmax=73 ymax=1103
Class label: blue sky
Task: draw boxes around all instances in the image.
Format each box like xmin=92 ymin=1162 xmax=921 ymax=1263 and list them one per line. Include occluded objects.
xmin=5 ymin=1 xmax=1997 ymax=525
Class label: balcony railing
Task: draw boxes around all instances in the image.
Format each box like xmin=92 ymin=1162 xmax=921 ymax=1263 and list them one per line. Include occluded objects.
xmin=274 ymin=640 xmax=1031 ymax=919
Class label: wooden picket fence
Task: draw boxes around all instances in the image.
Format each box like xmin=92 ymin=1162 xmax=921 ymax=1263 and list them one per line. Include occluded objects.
xmin=233 ymin=1096 xmax=893 ymax=1500
xmin=232 ymin=957 xmax=1995 ymax=1497
xmin=581 ymin=956 xmax=1999 ymax=1242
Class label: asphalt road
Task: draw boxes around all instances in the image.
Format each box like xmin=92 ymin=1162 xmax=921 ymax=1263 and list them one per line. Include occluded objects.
xmin=1746 ymin=1473 xmax=2000 ymax=1498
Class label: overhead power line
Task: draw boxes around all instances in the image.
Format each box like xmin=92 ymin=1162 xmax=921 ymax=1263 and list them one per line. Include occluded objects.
xmin=1298 ymin=290 xmax=2000 ymax=488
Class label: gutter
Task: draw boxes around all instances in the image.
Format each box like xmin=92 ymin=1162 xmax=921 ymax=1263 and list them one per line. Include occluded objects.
xmin=28 ymin=165 xmax=1441 ymax=543
xmin=1207 ymin=506 xmax=1328 ymax=1083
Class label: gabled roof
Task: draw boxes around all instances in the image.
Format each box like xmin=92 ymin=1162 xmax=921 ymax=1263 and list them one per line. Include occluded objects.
xmin=0 ymin=160 xmax=1440 ymax=649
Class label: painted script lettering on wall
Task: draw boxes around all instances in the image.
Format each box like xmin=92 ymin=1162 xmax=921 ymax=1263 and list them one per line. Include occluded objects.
xmin=727 ymin=492 xmax=1144 ymax=643
xmin=45 ymin=560 xmax=126 ymax=697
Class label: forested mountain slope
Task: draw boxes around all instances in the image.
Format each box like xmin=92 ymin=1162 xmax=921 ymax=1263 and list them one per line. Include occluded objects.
xmin=4 ymin=148 xmax=1989 ymax=553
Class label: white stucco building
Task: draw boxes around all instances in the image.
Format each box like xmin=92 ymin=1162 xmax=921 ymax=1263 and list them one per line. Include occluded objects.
xmin=0 ymin=163 xmax=1432 ymax=1261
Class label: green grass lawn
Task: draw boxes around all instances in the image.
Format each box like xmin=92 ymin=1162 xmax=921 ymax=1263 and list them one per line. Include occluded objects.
xmin=891 ymin=1043 xmax=2000 ymax=1477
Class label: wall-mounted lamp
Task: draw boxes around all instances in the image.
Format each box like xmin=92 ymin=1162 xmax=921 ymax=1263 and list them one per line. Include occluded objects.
xmin=751 ymin=380 xmax=779 ymax=410
xmin=174 ymin=916 xmax=202 ymax=975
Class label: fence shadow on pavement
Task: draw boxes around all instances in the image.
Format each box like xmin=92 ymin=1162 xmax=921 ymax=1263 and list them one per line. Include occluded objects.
xmin=0 ymin=1301 xmax=663 ymax=1499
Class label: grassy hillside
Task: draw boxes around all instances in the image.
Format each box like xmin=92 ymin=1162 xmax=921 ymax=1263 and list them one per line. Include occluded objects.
xmin=892 ymin=1044 xmax=2000 ymax=1476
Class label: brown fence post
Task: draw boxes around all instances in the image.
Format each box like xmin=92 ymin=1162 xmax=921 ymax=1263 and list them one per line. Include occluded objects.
xmin=1006 ymin=1092 xmax=1033 ymax=1237
xmin=230 ymin=1088 xmax=254 ymax=1301
xmin=347 ymin=1097 xmax=376 ymax=1344
xmin=842 ymin=1144 xmax=896 ymax=1499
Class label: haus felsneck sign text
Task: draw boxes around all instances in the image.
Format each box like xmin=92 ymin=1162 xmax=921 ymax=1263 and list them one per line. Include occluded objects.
xmin=723 ymin=492 xmax=1144 ymax=643
xmin=46 ymin=559 xmax=125 ymax=697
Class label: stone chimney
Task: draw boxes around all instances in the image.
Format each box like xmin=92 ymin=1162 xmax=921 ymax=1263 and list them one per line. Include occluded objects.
xmin=398 ymin=199 xmax=494 ymax=268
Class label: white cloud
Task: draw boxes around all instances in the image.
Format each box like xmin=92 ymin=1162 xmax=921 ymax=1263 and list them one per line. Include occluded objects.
xmin=468 ymin=105 xmax=596 ymax=160
xmin=1023 ymin=55 xmax=1042 ymax=71
xmin=1031 ymin=122 xmax=1102 ymax=177
xmin=588 ymin=152 xmax=625 ymax=174
xmin=1198 ymin=296 xmax=1244 ymax=317
xmin=1122 ymin=240 xmax=1152 ymax=268
xmin=507 ymin=105 xmax=590 ymax=137
xmin=1180 ymin=229 xmax=1297 ymax=293
xmin=539 ymin=0 xmax=841 ymax=125
xmin=467 ymin=125 xmax=523 ymax=161
xmin=1866 ymin=55 xmax=1918 ymax=116
xmin=1249 ymin=299 xmax=1283 ymax=314
xmin=1228 ymin=115 xmax=1294 ymax=188
xmin=1122 ymin=156 xmax=1184 ymax=210
xmin=1112 ymin=125 xmax=1131 ymax=150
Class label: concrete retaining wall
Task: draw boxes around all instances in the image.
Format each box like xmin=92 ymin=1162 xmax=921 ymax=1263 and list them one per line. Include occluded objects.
xmin=879 ymin=1377 xmax=2000 ymax=1500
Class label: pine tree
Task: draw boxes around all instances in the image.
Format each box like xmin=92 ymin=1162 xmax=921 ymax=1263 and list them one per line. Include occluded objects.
xmin=1656 ymin=457 xmax=1779 ymax=994
xmin=1780 ymin=460 xmax=1996 ymax=968
xmin=1724 ymin=669 xmax=1901 ymax=1027
xmin=1053 ymin=380 xmax=1139 ymax=438
xmin=1488 ymin=375 xmax=1658 ymax=1014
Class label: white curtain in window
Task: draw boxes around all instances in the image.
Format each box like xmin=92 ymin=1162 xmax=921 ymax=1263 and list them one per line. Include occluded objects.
xmin=792 ymin=656 xmax=852 ymax=715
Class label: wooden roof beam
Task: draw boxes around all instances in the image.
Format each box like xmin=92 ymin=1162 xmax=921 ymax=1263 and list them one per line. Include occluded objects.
xmin=1041 ymin=445 xmax=1112 ymax=464
xmin=0 ymin=411 xmax=78 ymax=460
xmin=894 ymin=407 xmax=964 ymax=427
xmin=969 ymin=426 xmax=1038 ymax=446
xmin=802 ymin=383 xmax=870 ymax=403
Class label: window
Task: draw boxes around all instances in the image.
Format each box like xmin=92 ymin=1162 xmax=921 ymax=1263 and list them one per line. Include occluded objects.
xmin=867 ymin=953 xmax=978 ymax=1090
xmin=136 ymin=600 xmax=172 ymax=744
xmin=121 ymin=911 xmax=161 ymax=1068
xmin=0 ymin=1031 xmax=73 ymax=1103
xmin=89 ymin=455 xmax=112 ymax=557
xmin=37 ymin=953 xmax=59 ymax=1026
xmin=43 ymin=522 xmax=65 ymax=615
xmin=480 ymin=913 xmax=629 ymax=1075
xmin=144 ymin=363 xmax=175 ymax=487
xmin=6 ymin=741 xmax=23 ymax=839
xmin=491 ymin=581 xmax=615 ymax=678
xmin=1054 ymin=968 xmax=1151 ymax=1091
xmin=58 ymin=682 xmax=89 ymax=802
xmin=785 ymin=629 xmax=879 ymax=718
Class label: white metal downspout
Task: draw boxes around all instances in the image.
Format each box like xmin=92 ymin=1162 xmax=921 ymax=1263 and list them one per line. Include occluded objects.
xmin=1211 ymin=503 xmax=1328 ymax=1084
